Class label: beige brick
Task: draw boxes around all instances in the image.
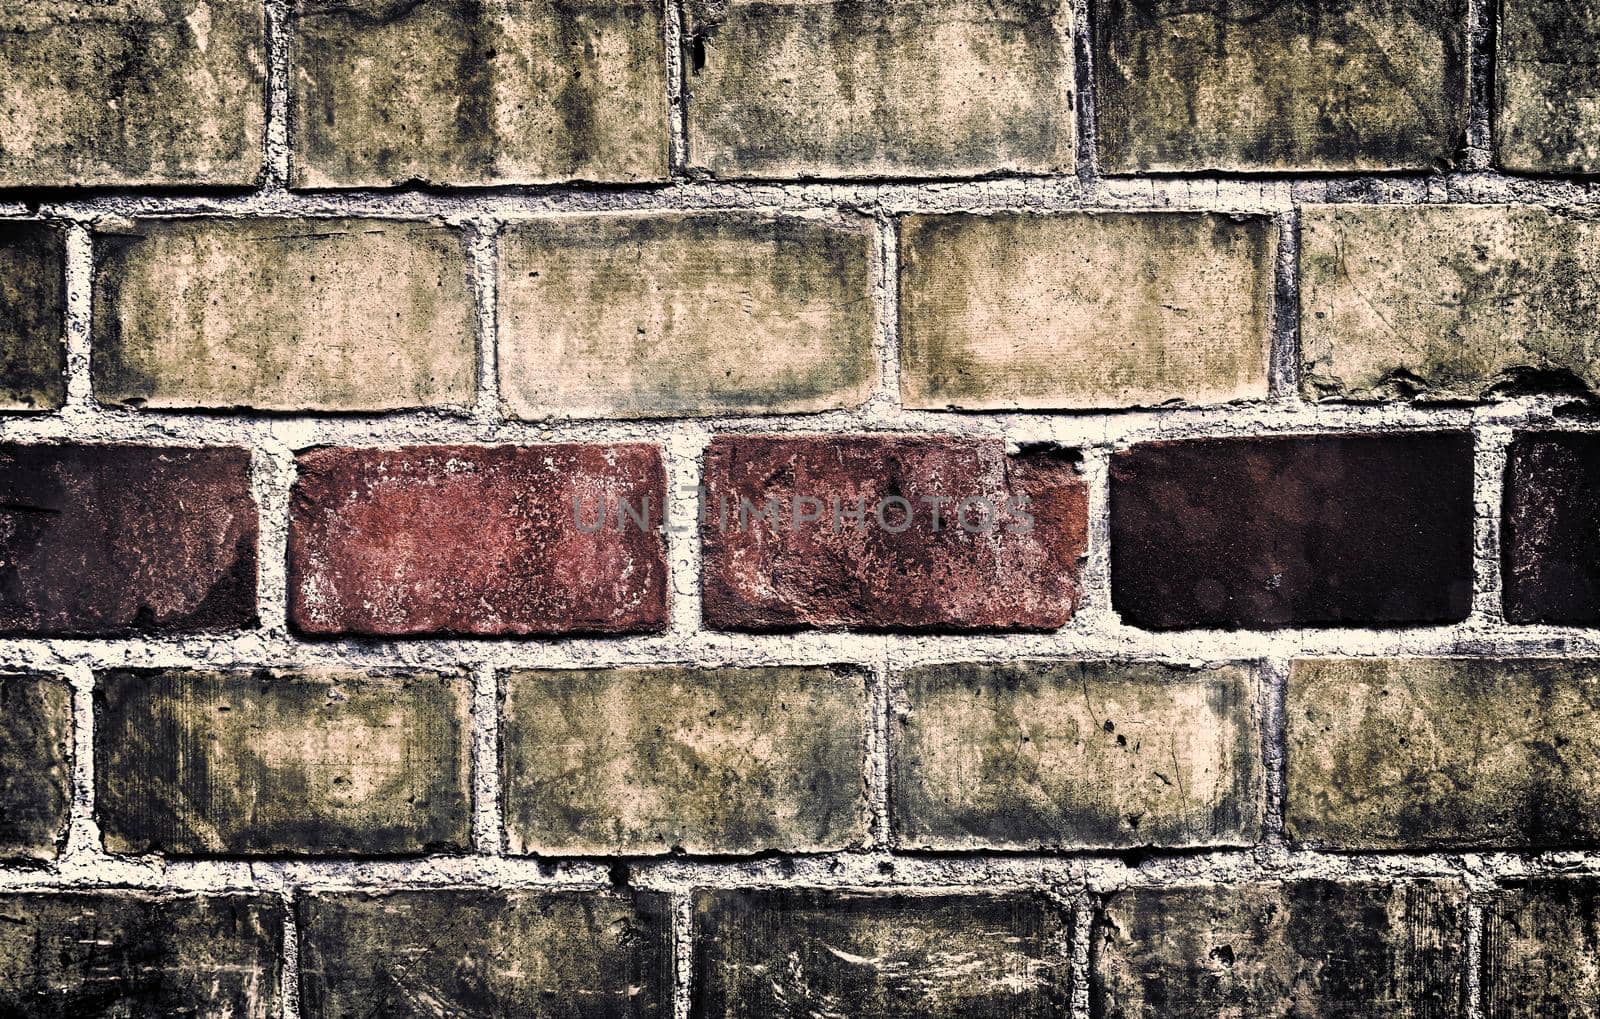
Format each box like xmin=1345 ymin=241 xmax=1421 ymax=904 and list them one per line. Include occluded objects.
xmin=93 ymin=218 xmax=475 ymax=412
xmin=682 ymin=0 xmax=1074 ymax=179
xmin=893 ymin=661 xmax=1261 ymax=851
xmin=1301 ymin=205 xmax=1600 ymax=401
xmin=1497 ymin=0 xmax=1600 ymax=172
xmin=900 ymin=212 xmax=1275 ymax=410
xmin=1287 ymin=659 xmax=1600 ymax=849
xmin=501 ymin=666 xmax=870 ymax=855
xmin=499 ymin=214 xmax=876 ymax=419
xmin=0 ymin=2 xmax=264 ymax=187
xmin=293 ymin=0 xmax=667 ymax=187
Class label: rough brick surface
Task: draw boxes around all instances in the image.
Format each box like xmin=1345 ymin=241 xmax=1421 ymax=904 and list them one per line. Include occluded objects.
xmin=1093 ymin=0 xmax=1467 ymax=173
xmin=1504 ymin=432 xmax=1600 ymax=624
xmin=293 ymin=0 xmax=667 ymax=187
xmin=0 ymin=892 xmax=282 ymax=1018
xmin=0 ymin=672 xmax=71 ymax=862
xmin=0 ymin=444 xmax=257 ymax=635
xmin=1485 ymin=878 xmax=1600 ymax=1017
xmin=299 ymin=889 xmax=673 ymax=1019
xmin=899 ymin=212 xmax=1276 ymax=409
xmin=1287 ymin=658 xmax=1600 ymax=850
xmin=1497 ymin=0 xmax=1600 ymax=172
xmin=96 ymin=668 xmax=471 ymax=856
xmin=0 ymin=221 xmax=65 ymax=410
xmin=700 ymin=436 xmax=1088 ymax=632
xmin=692 ymin=889 xmax=1071 ymax=1018
xmin=1092 ymin=880 xmax=1468 ymax=1018
xmin=1110 ymin=433 xmax=1475 ymax=630
xmin=681 ymin=0 xmax=1074 ymax=179
xmin=502 ymin=665 xmax=870 ymax=855
xmin=290 ymin=444 xmax=668 ymax=636
xmin=93 ymin=218 xmax=475 ymax=412
xmin=499 ymin=213 xmax=876 ymax=419
xmin=1302 ymin=205 xmax=1600 ymax=401
xmin=893 ymin=661 xmax=1261 ymax=851
xmin=0 ymin=2 xmax=265 ymax=187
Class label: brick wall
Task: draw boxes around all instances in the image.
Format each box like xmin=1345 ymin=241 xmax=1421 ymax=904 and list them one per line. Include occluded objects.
xmin=3 ymin=0 xmax=1600 ymax=1015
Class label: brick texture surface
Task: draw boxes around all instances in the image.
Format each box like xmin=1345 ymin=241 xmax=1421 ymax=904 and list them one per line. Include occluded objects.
xmin=292 ymin=0 xmax=668 ymax=187
xmin=95 ymin=668 xmax=472 ymax=856
xmin=0 ymin=221 xmax=65 ymax=410
xmin=93 ymin=218 xmax=476 ymax=412
xmin=289 ymin=444 xmax=668 ymax=636
xmin=0 ymin=1 xmax=265 ymax=187
xmin=0 ymin=444 xmax=257 ymax=635
xmin=692 ymin=889 xmax=1071 ymax=1018
xmin=1110 ymin=433 xmax=1476 ymax=630
xmin=499 ymin=213 xmax=877 ymax=419
xmin=681 ymin=0 xmax=1074 ymax=178
xmin=0 ymin=892 xmax=282 ymax=1018
xmin=893 ymin=661 xmax=1261 ymax=851
xmin=899 ymin=212 xmax=1276 ymax=410
xmin=502 ymin=665 xmax=870 ymax=855
xmin=1301 ymin=205 xmax=1600 ymax=401
xmin=1504 ymin=432 xmax=1600 ymax=624
xmin=0 ymin=672 xmax=71 ymax=862
xmin=1092 ymin=880 xmax=1468 ymax=1018
xmin=1497 ymin=0 xmax=1600 ymax=172
xmin=299 ymin=889 xmax=673 ymax=1019
xmin=701 ymin=436 xmax=1088 ymax=632
xmin=1093 ymin=0 xmax=1468 ymax=172
xmin=1485 ymin=878 xmax=1600 ymax=1017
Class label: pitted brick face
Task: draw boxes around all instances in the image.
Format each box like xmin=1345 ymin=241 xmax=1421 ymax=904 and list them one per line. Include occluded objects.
xmin=700 ymin=436 xmax=1088 ymax=632
xmin=289 ymin=444 xmax=669 ymax=636
xmin=0 ymin=444 xmax=258 ymax=636
xmin=1485 ymin=879 xmax=1600 ymax=1015
xmin=1498 ymin=0 xmax=1600 ymax=172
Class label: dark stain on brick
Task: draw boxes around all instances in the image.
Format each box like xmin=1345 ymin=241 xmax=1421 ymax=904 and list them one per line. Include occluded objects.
xmin=0 ymin=444 xmax=258 ymax=635
xmin=0 ymin=221 xmax=66 ymax=409
xmin=1503 ymin=432 xmax=1600 ymax=624
xmin=0 ymin=672 xmax=71 ymax=862
xmin=1092 ymin=880 xmax=1468 ymax=1017
xmin=95 ymin=667 xmax=472 ymax=857
xmin=1110 ymin=432 xmax=1475 ymax=629
xmin=298 ymin=888 xmax=673 ymax=1018
xmin=692 ymin=888 xmax=1072 ymax=1018
xmin=0 ymin=891 xmax=282 ymax=1018
xmin=289 ymin=444 xmax=669 ymax=636
xmin=700 ymin=435 xmax=1088 ymax=632
xmin=1484 ymin=878 xmax=1600 ymax=1015
xmin=1497 ymin=0 xmax=1600 ymax=172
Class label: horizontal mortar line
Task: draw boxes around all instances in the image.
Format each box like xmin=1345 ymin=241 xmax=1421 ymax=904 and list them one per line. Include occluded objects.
xmin=8 ymin=623 xmax=1600 ymax=672
xmin=2 ymin=169 xmax=1599 ymax=222
xmin=4 ymin=847 xmax=1599 ymax=894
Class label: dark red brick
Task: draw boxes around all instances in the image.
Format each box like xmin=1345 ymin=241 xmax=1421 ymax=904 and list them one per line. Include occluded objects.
xmin=1110 ymin=432 xmax=1474 ymax=630
xmin=0 ymin=444 xmax=258 ymax=635
xmin=289 ymin=444 xmax=668 ymax=636
xmin=700 ymin=436 xmax=1086 ymax=631
xmin=1503 ymin=432 xmax=1600 ymax=624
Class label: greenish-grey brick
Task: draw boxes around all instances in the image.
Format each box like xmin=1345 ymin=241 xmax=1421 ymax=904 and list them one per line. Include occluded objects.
xmin=0 ymin=221 xmax=65 ymax=410
xmin=0 ymin=672 xmax=71 ymax=862
xmin=1497 ymin=0 xmax=1600 ymax=172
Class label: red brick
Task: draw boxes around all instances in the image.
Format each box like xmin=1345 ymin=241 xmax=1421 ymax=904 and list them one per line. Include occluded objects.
xmin=0 ymin=444 xmax=257 ymax=636
xmin=700 ymin=436 xmax=1086 ymax=631
xmin=289 ymin=445 xmax=668 ymax=637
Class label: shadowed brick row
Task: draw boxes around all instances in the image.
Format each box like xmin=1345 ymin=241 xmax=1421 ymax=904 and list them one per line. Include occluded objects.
xmin=0 ymin=672 xmax=71 ymax=862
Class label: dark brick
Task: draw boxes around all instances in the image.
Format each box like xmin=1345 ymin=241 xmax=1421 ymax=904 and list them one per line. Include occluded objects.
xmin=1497 ymin=0 xmax=1600 ymax=172
xmin=0 ymin=891 xmax=282 ymax=1018
xmin=1485 ymin=878 xmax=1600 ymax=1017
xmin=893 ymin=661 xmax=1261 ymax=851
xmin=0 ymin=221 xmax=65 ymax=410
xmin=1092 ymin=0 xmax=1468 ymax=173
xmin=692 ymin=889 xmax=1071 ymax=1018
xmin=1092 ymin=880 xmax=1468 ymax=1018
xmin=0 ymin=672 xmax=71 ymax=862
xmin=1503 ymin=432 xmax=1600 ymax=624
xmin=0 ymin=444 xmax=258 ymax=635
xmin=289 ymin=444 xmax=668 ymax=636
xmin=1110 ymin=433 xmax=1475 ymax=630
xmin=298 ymin=889 xmax=672 ymax=1019
xmin=700 ymin=436 xmax=1087 ymax=631
xmin=95 ymin=668 xmax=471 ymax=856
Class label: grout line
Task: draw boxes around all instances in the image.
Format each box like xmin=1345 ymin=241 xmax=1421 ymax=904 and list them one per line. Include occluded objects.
xmin=471 ymin=664 xmax=504 ymax=857
xmin=61 ymin=664 xmax=99 ymax=863
xmin=664 ymin=0 xmax=689 ymax=176
xmin=61 ymin=223 xmax=93 ymax=412
xmin=869 ymin=209 xmax=900 ymax=419
xmin=1074 ymin=445 xmax=1114 ymax=629
xmin=264 ymin=0 xmax=293 ymax=191
xmin=1070 ymin=890 xmax=1093 ymax=1019
xmin=1464 ymin=0 xmax=1495 ymax=169
xmin=866 ymin=652 xmax=893 ymax=849
xmin=1070 ymin=0 xmax=1099 ymax=194
xmin=252 ymin=436 xmax=296 ymax=636
xmin=466 ymin=219 xmax=502 ymax=426
xmin=1259 ymin=657 xmax=1290 ymax=845
xmin=672 ymin=891 xmax=694 ymax=1019
xmin=1269 ymin=207 xmax=1303 ymax=402
xmin=1473 ymin=425 xmax=1513 ymax=625
xmin=279 ymin=894 xmax=302 ymax=1019
xmin=1465 ymin=898 xmax=1485 ymax=1019
xmin=665 ymin=427 xmax=709 ymax=636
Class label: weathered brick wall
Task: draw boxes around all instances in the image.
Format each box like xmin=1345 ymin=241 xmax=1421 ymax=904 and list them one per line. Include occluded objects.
xmin=4 ymin=0 xmax=1600 ymax=1015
